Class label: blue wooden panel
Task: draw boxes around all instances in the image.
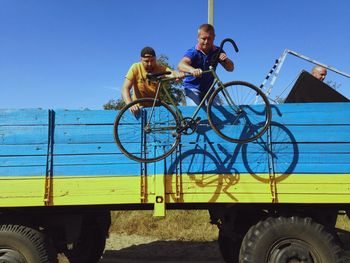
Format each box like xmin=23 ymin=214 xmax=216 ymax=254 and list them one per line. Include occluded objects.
xmin=0 ymin=144 xmax=47 ymax=156
xmin=0 ymin=109 xmax=48 ymax=125
xmin=54 ymin=143 xmax=118 ymax=155
xmin=271 ymin=102 xmax=350 ymax=125
xmin=54 ymin=125 xmax=114 ymax=144
xmin=1 ymin=103 xmax=350 ymax=179
xmin=0 ymin=166 xmax=46 ymax=176
xmin=0 ymin=126 xmax=48 ymax=145
xmin=54 ymin=109 xmax=117 ymax=125
xmin=177 ymin=123 xmax=350 ymax=145
xmin=53 ymin=153 xmax=133 ymax=165
xmin=271 ymin=125 xmax=350 ymax=143
xmin=0 ymin=156 xmax=47 ymax=166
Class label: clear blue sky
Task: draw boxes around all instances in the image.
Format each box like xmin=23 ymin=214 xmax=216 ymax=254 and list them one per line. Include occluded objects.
xmin=1 ymin=0 xmax=349 ymax=109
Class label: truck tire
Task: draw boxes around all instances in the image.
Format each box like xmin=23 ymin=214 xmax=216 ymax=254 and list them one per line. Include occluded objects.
xmin=239 ymin=216 xmax=343 ymax=263
xmin=0 ymin=224 xmax=57 ymax=263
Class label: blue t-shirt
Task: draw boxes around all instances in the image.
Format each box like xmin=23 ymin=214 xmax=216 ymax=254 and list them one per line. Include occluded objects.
xmin=183 ymin=45 xmax=222 ymax=100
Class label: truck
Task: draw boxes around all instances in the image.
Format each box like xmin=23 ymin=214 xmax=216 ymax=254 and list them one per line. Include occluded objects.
xmin=1 ymin=53 xmax=350 ymax=263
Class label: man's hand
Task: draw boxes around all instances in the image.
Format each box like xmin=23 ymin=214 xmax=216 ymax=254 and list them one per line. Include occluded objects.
xmin=218 ymin=53 xmax=234 ymax=72
xmin=191 ymin=68 xmax=203 ymax=77
xmin=219 ymin=52 xmax=228 ymax=62
xmin=129 ymin=104 xmax=140 ymax=115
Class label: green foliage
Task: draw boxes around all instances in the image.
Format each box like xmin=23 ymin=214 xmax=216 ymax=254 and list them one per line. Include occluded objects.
xmin=104 ymin=54 xmax=185 ymax=110
xmin=103 ymin=99 xmax=125 ymax=110
xmin=157 ymin=54 xmax=186 ymax=106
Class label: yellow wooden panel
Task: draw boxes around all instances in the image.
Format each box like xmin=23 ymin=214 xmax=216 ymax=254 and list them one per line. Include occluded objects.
xmin=0 ymin=176 xmax=152 ymax=207
xmin=1 ymin=173 xmax=350 ymax=207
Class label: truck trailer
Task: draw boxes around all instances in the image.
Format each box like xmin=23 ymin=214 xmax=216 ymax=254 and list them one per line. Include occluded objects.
xmin=1 ymin=96 xmax=350 ymax=262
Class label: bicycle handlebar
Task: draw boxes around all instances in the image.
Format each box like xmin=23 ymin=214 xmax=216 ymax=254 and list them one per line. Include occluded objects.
xmin=146 ymin=71 xmax=172 ymax=81
xmin=211 ymin=38 xmax=239 ymax=68
xmin=147 ymin=71 xmax=192 ymax=82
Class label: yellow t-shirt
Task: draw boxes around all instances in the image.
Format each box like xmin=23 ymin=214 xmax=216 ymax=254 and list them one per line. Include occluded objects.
xmin=125 ymin=62 xmax=171 ymax=100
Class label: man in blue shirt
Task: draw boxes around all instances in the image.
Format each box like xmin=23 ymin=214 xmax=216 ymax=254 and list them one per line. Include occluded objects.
xmin=178 ymin=24 xmax=234 ymax=106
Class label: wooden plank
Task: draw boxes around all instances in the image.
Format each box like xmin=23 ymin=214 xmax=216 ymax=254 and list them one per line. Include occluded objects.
xmin=0 ymin=156 xmax=47 ymax=166
xmin=0 ymin=166 xmax=46 ymax=176
xmin=178 ymin=103 xmax=350 ymax=125
xmin=54 ymin=109 xmax=116 ymax=125
xmin=0 ymin=126 xmax=48 ymax=145
xmin=53 ymin=143 xmax=118 ymax=155
xmin=0 ymin=144 xmax=47 ymax=156
xmin=52 ymin=163 xmax=141 ymax=176
xmin=270 ymin=102 xmax=350 ymax=125
xmin=53 ymin=154 xmax=134 ymax=165
xmin=54 ymin=125 xmax=114 ymax=144
xmin=0 ymin=109 xmax=48 ymax=125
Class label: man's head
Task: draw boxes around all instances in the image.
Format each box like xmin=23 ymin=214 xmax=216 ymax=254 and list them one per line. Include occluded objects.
xmin=197 ymin=24 xmax=215 ymax=54
xmin=311 ymin=65 xmax=327 ymax=82
xmin=140 ymin=46 xmax=157 ymax=73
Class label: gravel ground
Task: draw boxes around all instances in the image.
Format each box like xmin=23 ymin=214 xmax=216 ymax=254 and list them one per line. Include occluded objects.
xmin=58 ymin=232 xmax=350 ymax=262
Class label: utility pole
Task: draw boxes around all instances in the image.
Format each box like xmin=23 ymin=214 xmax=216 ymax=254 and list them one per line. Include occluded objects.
xmin=208 ymin=0 xmax=214 ymax=25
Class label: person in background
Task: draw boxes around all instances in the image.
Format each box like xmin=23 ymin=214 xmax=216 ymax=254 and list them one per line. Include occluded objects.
xmin=178 ymin=23 xmax=234 ymax=106
xmin=311 ymin=65 xmax=327 ymax=82
xmin=121 ymin=46 xmax=184 ymax=115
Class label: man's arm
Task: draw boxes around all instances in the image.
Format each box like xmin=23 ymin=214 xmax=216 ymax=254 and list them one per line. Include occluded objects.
xmin=121 ymin=78 xmax=133 ymax=105
xmin=121 ymin=78 xmax=139 ymax=115
xmin=218 ymin=53 xmax=234 ymax=72
xmin=178 ymin=57 xmax=203 ymax=77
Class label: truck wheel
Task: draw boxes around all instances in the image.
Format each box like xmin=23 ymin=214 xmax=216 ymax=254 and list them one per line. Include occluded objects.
xmin=0 ymin=224 xmax=57 ymax=263
xmin=240 ymin=216 xmax=343 ymax=263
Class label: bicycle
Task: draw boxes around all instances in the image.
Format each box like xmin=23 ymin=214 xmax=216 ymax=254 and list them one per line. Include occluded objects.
xmin=114 ymin=38 xmax=272 ymax=163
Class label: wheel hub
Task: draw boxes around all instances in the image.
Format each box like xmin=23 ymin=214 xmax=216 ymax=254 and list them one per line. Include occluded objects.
xmin=269 ymin=241 xmax=314 ymax=263
xmin=0 ymin=249 xmax=27 ymax=263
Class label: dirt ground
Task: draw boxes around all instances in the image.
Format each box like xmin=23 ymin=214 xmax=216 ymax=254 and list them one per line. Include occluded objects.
xmin=58 ymin=232 xmax=350 ymax=262
xmin=58 ymin=233 xmax=225 ymax=263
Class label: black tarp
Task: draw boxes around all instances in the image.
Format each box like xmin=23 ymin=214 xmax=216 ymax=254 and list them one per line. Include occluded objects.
xmin=284 ymin=71 xmax=349 ymax=103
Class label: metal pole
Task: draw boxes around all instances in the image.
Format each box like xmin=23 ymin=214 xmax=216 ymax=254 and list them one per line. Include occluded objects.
xmin=208 ymin=0 xmax=214 ymax=25
xmin=286 ymin=49 xmax=350 ymax=78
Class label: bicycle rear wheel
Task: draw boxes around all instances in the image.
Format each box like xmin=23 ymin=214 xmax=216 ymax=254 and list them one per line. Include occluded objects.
xmin=207 ymin=81 xmax=271 ymax=143
xmin=114 ymin=98 xmax=180 ymax=163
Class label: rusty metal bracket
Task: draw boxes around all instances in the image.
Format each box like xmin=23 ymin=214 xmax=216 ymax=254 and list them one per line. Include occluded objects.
xmin=175 ymin=144 xmax=182 ymax=200
xmin=140 ymin=162 xmax=147 ymax=203
xmin=44 ymin=109 xmax=55 ymax=205
xmin=140 ymin=110 xmax=147 ymax=203
xmin=267 ymin=126 xmax=278 ymax=203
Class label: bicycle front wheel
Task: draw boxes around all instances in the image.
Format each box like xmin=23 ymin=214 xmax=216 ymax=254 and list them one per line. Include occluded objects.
xmin=114 ymin=98 xmax=180 ymax=163
xmin=207 ymin=81 xmax=271 ymax=143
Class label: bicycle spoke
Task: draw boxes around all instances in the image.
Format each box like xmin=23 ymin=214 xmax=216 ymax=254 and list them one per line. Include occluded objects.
xmin=114 ymin=98 xmax=180 ymax=163
xmin=208 ymin=81 xmax=271 ymax=143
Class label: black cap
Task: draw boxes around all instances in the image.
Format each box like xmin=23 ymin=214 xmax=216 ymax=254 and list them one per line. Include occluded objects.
xmin=141 ymin=46 xmax=156 ymax=58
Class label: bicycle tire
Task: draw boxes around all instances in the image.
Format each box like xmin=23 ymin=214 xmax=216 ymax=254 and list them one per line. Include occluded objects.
xmin=114 ymin=98 xmax=180 ymax=163
xmin=207 ymin=81 xmax=271 ymax=143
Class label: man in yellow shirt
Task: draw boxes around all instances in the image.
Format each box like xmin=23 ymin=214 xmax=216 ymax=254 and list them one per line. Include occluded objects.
xmin=121 ymin=46 xmax=184 ymax=115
